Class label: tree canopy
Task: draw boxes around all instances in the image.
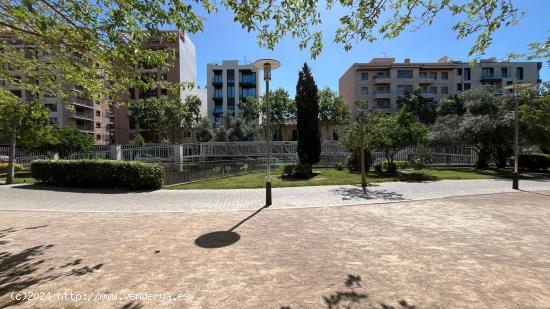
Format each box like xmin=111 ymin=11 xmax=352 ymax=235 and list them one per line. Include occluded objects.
xmin=318 ymin=87 xmax=350 ymax=137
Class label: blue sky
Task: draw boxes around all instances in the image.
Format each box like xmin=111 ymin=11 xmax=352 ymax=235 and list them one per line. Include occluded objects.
xmin=189 ymin=1 xmax=549 ymax=96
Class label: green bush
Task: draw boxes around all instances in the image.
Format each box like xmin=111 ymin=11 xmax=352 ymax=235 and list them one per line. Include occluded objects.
xmin=386 ymin=162 xmax=398 ymax=174
xmin=279 ymin=164 xmax=295 ymax=177
xmin=335 ymin=162 xmax=345 ymax=171
xmin=410 ymin=157 xmax=425 ymax=170
xmin=0 ymin=163 xmax=24 ymax=173
xmin=31 ymin=160 xmax=165 ymax=190
xmin=518 ymin=153 xmax=550 ymax=171
xmin=294 ymin=163 xmax=312 ymax=178
xmin=374 ymin=164 xmax=382 ymax=174
xmin=382 ymin=160 xmax=409 ymax=170
xmin=346 ymin=149 xmax=372 ymax=172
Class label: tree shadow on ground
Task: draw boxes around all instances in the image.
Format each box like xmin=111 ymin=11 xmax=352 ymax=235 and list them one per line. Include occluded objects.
xmin=0 ymin=227 xmax=103 ymax=307
xmin=281 ymin=274 xmax=417 ymax=309
xmin=331 ymin=187 xmax=406 ymax=201
xmin=195 ymin=204 xmax=269 ymax=249
xmin=11 ymin=184 xmax=157 ymax=194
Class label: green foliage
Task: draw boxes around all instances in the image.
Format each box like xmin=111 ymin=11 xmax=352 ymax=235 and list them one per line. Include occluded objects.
xmin=296 ymin=63 xmax=321 ymax=168
xmin=293 ymin=163 xmax=313 ymax=178
xmin=520 ymin=90 xmax=550 ymax=150
xmin=238 ymin=88 xmax=295 ymax=130
xmin=213 ymin=115 xmax=258 ymax=142
xmin=386 ymin=162 xmax=398 ymax=174
xmin=133 ymin=133 xmax=145 ymax=147
xmin=31 ymin=160 xmax=164 ymax=190
xmin=334 ymin=162 xmax=345 ymax=171
xmin=374 ymin=164 xmax=382 ymax=174
xmin=32 ymin=127 xmax=93 ymax=158
xmin=279 ymin=164 xmax=295 ymax=177
xmin=437 ymin=96 xmax=466 ymax=116
xmin=346 ymin=150 xmax=372 ymax=172
xmin=319 ymin=87 xmax=350 ymax=129
xmin=0 ymin=163 xmax=23 ymax=173
xmin=518 ymin=153 xmax=550 ymax=171
xmin=382 ymin=160 xmax=409 ymax=170
xmin=194 ymin=118 xmax=214 ymax=142
xmin=130 ymin=95 xmax=201 ymax=143
xmin=398 ymin=90 xmax=437 ymax=124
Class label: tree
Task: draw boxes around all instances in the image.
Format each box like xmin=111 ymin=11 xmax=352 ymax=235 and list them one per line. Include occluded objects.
xmin=33 ymin=127 xmax=94 ymax=159
xmin=130 ymin=95 xmax=201 ymax=143
xmin=436 ymin=95 xmax=467 ymax=117
xmin=295 ymin=63 xmax=321 ymax=175
xmin=133 ymin=133 xmax=145 ymax=147
xmin=0 ymin=88 xmax=49 ymax=184
xmin=318 ymin=87 xmax=350 ymax=140
xmin=341 ymin=114 xmax=375 ymax=191
xmin=429 ymin=88 xmax=514 ymax=169
xmin=193 ymin=118 xmax=214 ymax=142
xmin=397 ymin=90 xmax=437 ymax=125
xmin=519 ymin=88 xmax=550 ymax=153
xmin=371 ymin=110 xmax=428 ymax=168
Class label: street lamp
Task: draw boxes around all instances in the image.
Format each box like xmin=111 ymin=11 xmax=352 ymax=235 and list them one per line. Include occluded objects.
xmin=254 ymin=59 xmax=280 ymax=206
xmin=503 ymin=83 xmax=531 ymax=190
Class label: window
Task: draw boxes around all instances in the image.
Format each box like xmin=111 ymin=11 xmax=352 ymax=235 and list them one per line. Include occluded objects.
xmin=441 ymin=86 xmax=449 ymax=94
xmin=419 ymin=72 xmax=427 ymax=78
xmin=129 ymin=88 xmax=136 ymax=100
xmin=360 ymin=72 xmax=368 ymax=80
xmin=397 ymin=70 xmax=413 ymax=78
xmin=46 ymin=104 xmax=57 ymax=112
xmin=456 ymin=68 xmax=462 ymax=76
xmin=214 ymin=88 xmax=223 ymax=98
xmin=10 ymin=90 xmax=22 ymax=98
xmin=464 ymin=68 xmax=471 ymax=80
xmin=457 ymin=83 xmax=463 ymax=91
xmin=96 ymin=110 xmax=101 ymax=116
xmin=96 ymin=122 xmax=101 ymax=128
xmin=49 ymin=117 xmax=58 ymax=124
xmin=396 ymin=85 xmax=413 ymax=94
xmin=292 ymin=129 xmax=298 ymax=141
xmin=517 ymin=67 xmax=524 ymax=80
xmin=501 ymin=67 xmax=508 ymax=78
xmin=376 ymin=99 xmax=390 ymax=108
xmin=481 ymin=68 xmax=494 ymax=78
xmin=160 ymin=89 xmax=168 ymax=96
xmin=464 ymin=83 xmax=471 ymax=90
xmin=429 ymin=86 xmax=437 ymax=94
xmin=227 ymin=70 xmax=235 ymax=83
xmin=507 ymin=81 xmax=513 ymax=86
xmin=360 ymin=87 xmax=368 ymax=96
xmin=429 ymin=72 xmax=437 ymax=79
xmin=441 ymin=72 xmax=449 ymax=80
xmin=96 ymin=134 xmax=101 ymax=141
xmin=160 ymin=73 xmax=168 ymax=81
xmin=227 ymin=85 xmax=235 ymax=97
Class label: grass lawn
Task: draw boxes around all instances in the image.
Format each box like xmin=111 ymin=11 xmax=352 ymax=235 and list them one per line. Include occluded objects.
xmin=166 ymin=167 xmax=549 ymax=190
xmin=0 ymin=170 xmax=35 ymax=185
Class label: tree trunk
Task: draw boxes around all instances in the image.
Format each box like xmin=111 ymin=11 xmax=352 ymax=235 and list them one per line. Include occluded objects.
xmin=5 ymin=124 xmax=17 ymax=185
xmin=476 ymin=145 xmax=490 ymax=170
xmin=360 ymin=145 xmax=367 ymax=192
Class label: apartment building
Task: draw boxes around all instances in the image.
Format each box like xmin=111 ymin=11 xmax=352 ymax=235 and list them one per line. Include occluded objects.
xmin=0 ymin=32 xmax=113 ymax=145
xmin=206 ymin=60 xmax=261 ymax=125
xmin=114 ymin=30 xmax=197 ymax=144
xmin=339 ymin=57 xmax=542 ymax=118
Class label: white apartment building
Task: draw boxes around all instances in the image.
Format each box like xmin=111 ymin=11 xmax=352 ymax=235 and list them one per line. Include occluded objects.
xmin=206 ymin=60 xmax=261 ymax=125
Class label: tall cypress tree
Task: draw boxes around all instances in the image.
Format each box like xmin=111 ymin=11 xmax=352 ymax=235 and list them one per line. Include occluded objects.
xmin=295 ymin=63 xmax=321 ymax=173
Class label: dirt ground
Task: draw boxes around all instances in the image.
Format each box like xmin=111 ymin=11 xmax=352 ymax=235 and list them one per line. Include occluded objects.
xmin=1 ymin=191 xmax=550 ymax=308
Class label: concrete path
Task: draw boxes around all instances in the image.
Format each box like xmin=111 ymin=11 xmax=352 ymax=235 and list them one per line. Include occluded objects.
xmin=1 ymin=179 xmax=549 ymax=213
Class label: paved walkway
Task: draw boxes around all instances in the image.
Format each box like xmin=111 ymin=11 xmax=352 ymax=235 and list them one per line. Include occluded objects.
xmin=1 ymin=179 xmax=549 ymax=212
xmin=1 ymin=191 xmax=550 ymax=308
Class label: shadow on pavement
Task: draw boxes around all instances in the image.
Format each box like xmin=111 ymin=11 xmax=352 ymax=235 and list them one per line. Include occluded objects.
xmin=518 ymin=189 xmax=550 ymax=197
xmin=11 ymin=184 xmax=156 ymax=194
xmin=0 ymin=226 xmax=103 ymax=307
xmin=195 ymin=204 xmax=270 ymax=249
xmin=281 ymin=274 xmax=417 ymax=309
xmin=331 ymin=187 xmax=406 ymax=201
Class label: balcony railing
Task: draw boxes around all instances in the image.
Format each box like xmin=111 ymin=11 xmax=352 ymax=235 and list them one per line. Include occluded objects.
xmin=481 ymin=72 xmax=513 ymax=79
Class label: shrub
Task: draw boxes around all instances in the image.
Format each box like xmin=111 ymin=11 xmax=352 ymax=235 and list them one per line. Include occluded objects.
xmin=346 ymin=149 xmax=372 ymax=172
xmin=0 ymin=163 xmax=24 ymax=173
xmin=374 ymin=164 xmax=382 ymax=174
xmin=31 ymin=160 xmax=164 ymax=190
xmin=382 ymin=160 xmax=409 ymax=170
xmin=410 ymin=157 xmax=425 ymax=170
xmin=335 ymin=162 xmax=345 ymax=171
xmin=279 ymin=164 xmax=295 ymax=177
xmin=293 ymin=163 xmax=312 ymax=178
xmin=386 ymin=162 xmax=398 ymax=174
xmin=518 ymin=153 xmax=550 ymax=171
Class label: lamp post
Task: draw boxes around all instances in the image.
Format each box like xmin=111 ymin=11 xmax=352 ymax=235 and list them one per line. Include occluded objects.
xmin=503 ymin=83 xmax=531 ymax=190
xmin=254 ymin=59 xmax=280 ymax=206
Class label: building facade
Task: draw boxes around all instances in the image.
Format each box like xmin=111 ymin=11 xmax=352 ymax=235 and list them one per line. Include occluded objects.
xmin=206 ymin=60 xmax=261 ymax=125
xmin=0 ymin=32 xmax=113 ymax=145
xmin=339 ymin=57 xmax=542 ymax=118
xmin=113 ymin=30 xmax=197 ymax=144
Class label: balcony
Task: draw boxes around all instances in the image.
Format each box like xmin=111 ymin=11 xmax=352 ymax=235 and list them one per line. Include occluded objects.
xmin=75 ymin=124 xmax=94 ymax=132
xmin=71 ymin=97 xmax=94 ymax=108
xmin=68 ymin=111 xmax=94 ymax=121
xmin=373 ymin=75 xmax=391 ymax=83
xmin=373 ymin=89 xmax=391 ymax=98
xmin=212 ymin=76 xmax=223 ymax=85
xmin=240 ymin=76 xmax=256 ymax=86
xmin=481 ymin=71 xmax=513 ymax=81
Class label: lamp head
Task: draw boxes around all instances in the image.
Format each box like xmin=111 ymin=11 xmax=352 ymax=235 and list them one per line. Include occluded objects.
xmin=254 ymin=59 xmax=280 ymax=81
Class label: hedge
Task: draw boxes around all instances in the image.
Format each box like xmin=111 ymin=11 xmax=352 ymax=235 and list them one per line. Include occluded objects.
xmin=518 ymin=153 xmax=550 ymax=171
xmin=0 ymin=163 xmax=24 ymax=173
xmin=31 ymin=160 xmax=165 ymax=190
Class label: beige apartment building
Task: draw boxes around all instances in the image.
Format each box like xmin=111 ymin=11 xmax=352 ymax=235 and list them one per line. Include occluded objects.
xmin=0 ymin=32 xmax=113 ymax=145
xmin=339 ymin=57 xmax=542 ymax=118
xmin=206 ymin=60 xmax=261 ymax=126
